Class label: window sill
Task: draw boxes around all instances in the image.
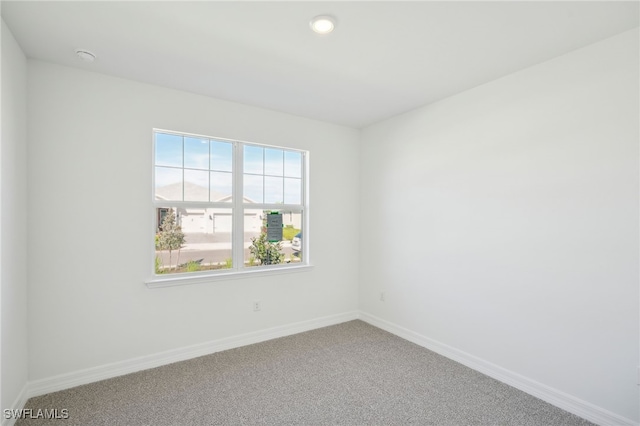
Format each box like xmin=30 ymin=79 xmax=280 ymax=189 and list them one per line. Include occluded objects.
xmin=146 ymin=264 xmax=314 ymax=289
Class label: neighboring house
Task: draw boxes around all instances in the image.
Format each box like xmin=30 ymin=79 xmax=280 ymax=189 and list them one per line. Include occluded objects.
xmin=154 ymin=182 xmax=301 ymax=236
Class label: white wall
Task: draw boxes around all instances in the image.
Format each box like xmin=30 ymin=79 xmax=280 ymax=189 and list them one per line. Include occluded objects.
xmin=1 ymin=18 xmax=29 ymax=412
xmin=26 ymin=61 xmax=360 ymax=381
xmin=13 ymin=18 xmax=639 ymax=425
xmin=359 ymin=29 xmax=639 ymax=422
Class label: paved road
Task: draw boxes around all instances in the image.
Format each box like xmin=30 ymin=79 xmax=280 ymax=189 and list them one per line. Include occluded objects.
xmin=155 ymin=233 xmax=299 ymax=268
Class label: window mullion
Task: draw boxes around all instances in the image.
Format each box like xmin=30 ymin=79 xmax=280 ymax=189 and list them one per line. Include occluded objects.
xmin=303 ymin=151 xmax=309 ymax=262
xmin=232 ymin=142 xmax=244 ymax=270
xmin=181 ymin=136 xmax=185 ymax=202
xmin=208 ymin=138 xmax=212 ymax=202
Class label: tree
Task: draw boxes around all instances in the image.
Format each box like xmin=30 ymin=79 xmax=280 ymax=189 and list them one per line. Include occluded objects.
xmin=156 ymin=209 xmax=185 ymax=271
xmin=249 ymin=232 xmax=284 ymax=265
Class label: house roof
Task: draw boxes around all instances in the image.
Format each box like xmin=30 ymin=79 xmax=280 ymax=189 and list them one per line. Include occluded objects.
xmin=155 ymin=182 xmax=254 ymax=203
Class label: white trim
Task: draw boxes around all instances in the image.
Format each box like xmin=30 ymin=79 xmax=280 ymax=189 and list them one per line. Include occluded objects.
xmin=151 ymin=129 xmax=310 ymax=282
xmin=358 ymin=311 xmax=638 ymax=426
xmin=232 ymin=139 xmax=244 ymax=273
xmin=1 ymin=383 xmax=29 ymax=426
xmin=26 ymin=311 xmax=358 ymax=399
xmin=17 ymin=311 xmax=632 ymax=426
xmin=302 ymin=151 xmax=310 ymax=263
xmin=146 ymin=263 xmax=313 ymax=288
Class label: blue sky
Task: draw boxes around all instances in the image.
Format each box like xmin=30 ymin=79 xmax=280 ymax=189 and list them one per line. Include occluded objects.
xmin=155 ymin=132 xmax=302 ymax=204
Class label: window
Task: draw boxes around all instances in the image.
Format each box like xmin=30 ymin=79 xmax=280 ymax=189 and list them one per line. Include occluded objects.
xmin=152 ymin=130 xmax=308 ymax=283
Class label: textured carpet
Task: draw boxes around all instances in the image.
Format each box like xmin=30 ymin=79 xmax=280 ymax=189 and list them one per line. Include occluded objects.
xmin=17 ymin=320 xmax=594 ymax=425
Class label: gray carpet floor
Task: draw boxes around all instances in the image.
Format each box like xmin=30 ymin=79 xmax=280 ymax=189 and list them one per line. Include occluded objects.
xmin=17 ymin=320 xmax=594 ymax=425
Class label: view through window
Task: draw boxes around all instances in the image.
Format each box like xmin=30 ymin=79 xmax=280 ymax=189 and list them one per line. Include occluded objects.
xmin=153 ymin=130 xmax=306 ymax=276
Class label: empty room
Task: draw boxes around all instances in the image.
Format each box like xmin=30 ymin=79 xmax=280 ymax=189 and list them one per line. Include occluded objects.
xmin=1 ymin=1 xmax=638 ymax=425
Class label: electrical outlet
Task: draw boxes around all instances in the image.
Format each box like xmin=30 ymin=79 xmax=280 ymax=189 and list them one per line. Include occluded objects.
xmin=379 ymin=292 xmax=385 ymax=302
xmin=253 ymin=301 xmax=261 ymax=312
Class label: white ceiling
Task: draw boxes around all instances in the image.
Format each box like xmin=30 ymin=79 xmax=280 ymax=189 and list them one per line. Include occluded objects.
xmin=2 ymin=1 xmax=638 ymax=128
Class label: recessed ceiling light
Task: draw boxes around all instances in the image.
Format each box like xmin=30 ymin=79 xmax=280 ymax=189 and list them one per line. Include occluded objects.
xmin=75 ymin=49 xmax=96 ymax=62
xmin=310 ymin=15 xmax=336 ymax=35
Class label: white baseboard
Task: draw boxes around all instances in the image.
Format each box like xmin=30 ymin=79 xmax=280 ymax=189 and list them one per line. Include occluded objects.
xmin=1 ymin=383 xmax=29 ymax=426
xmin=27 ymin=311 xmax=359 ymax=399
xmin=358 ymin=311 xmax=637 ymax=426
xmin=17 ymin=310 xmax=637 ymax=426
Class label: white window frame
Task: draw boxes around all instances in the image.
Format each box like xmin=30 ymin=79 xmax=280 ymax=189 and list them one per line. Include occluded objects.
xmin=146 ymin=129 xmax=311 ymax=288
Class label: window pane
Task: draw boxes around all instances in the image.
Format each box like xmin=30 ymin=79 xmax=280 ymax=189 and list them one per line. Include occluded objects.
xmin=211 ymin=140 xmax=232 ymax=172
xmin=244 ymin=145 xmax=263 ymax=174
xmin=284 ymin=178 xmax=302 ymax=205
xmin=155 ymin=207 xmax=233 ymax=274
xmin=211 ymin=171 xmax=232 ymax=202
xmin=184 ymin=137 xmax=209 ymax=170
xmin=155 ymin=133 xmax=183 ymax=167
xmin=284 ymin=151 xmax=302 ymax=178
xmin=265 ymin=148 xmax=283 ymax=176
xmin=265 ymin=176 xmax=283 ymax=204
xmin=155 ymin=167 xmax=182 ymax=201
xmin=184 ymin=169 xmax=209 ymax=201
xmin=243 ymin=174 xmax=263 ymax=203
xmin=245 ymin=209 xmax=303 ymax=267
xmin=154 ymin=130 xmax=308 ymax=276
